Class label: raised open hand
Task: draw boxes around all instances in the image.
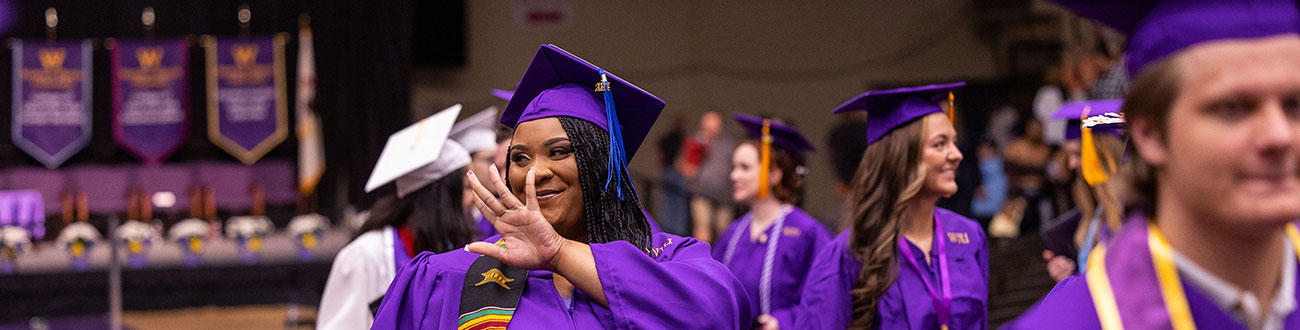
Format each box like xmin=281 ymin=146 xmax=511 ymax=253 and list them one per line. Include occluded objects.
xmin=466 ymin=165 xmax=567 ymax=272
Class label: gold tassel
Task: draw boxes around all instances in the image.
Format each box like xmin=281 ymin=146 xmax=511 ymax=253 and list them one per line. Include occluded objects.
xmin=947 ymin=92 xmax=956 ymax=124
xmin=758 ymin=119 xmax=772 ymax=198
xmin=1081 ymin=106 xmax=1108 ymax=186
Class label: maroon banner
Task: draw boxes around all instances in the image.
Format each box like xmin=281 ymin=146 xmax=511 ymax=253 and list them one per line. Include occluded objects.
xmin=112 ymin=39 xmax=190 ymax=165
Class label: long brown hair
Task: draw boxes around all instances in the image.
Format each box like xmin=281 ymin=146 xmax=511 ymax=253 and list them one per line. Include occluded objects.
xmin=739 ymin=140 xmax=807 ymax=205
xmin=1075 ymin=133 xmax=1128 ymax=244
xmin=842 ymin=116 xmax=929 ymax=329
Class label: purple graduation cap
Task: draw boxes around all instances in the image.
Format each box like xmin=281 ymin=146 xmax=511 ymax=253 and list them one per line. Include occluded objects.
xmin=1052 ymin=99 xmax=1124 ymax=140
xmin=499 ymin=44 xmax=666 ymax=199
xmin=733 ymin=113 xmax=816 ymax=153
xmin=733 ymin=113 xmax=815 ymax=198
xmin=1051 ymin=99 xmax=1128 ymax=187
xmin=1048 ymin=0 xmax=1300 ymax=77
xmin=832 ymin=82 xmax=965 ymax=145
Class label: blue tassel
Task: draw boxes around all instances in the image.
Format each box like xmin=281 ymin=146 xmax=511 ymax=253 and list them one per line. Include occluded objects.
xmin=597 ymin=69 xmax=632 ymax=200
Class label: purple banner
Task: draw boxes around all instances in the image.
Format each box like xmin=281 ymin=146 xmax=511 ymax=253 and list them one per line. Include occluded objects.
xmin=204 ymin=35 xmax=288 ymax=165
xmin=112 ymin=39 xmax=190 ymax=166
xmin=11 ymin=40 xmax=93 ymax=169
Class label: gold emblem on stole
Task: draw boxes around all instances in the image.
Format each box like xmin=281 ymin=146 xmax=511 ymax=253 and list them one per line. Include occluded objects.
xmin=475 ymin=268 xmax=516 ymax=290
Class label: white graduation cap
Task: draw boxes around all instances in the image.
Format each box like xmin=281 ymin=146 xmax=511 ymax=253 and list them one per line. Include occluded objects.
xmin=365 ymin=104 xmax=472 ymax=198
xmin=449 ymin=106 xmax=500 ymax=154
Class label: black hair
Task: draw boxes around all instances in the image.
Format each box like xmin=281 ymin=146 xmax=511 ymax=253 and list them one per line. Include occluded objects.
xmin=353 ymin=170 xmax=477 ymax=254
xmin=508 ymin=116 xmax=652 ymax=252
xmin=828 ymin=120 xmax=870 ymax=184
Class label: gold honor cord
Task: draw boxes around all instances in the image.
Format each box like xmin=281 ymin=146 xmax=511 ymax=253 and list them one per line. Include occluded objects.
xmin=1147 ymin=223 xmax=1196 ymax=330
xmin=1091 ymin=222 xmax=1300 ymax=330
xmin=1086 ymin=243 xmax=1124 ymax=330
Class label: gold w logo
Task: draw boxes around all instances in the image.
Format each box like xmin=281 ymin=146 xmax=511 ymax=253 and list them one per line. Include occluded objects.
xmin=136 ymin=47 xmax=164 ymax=68
xmin=232 ymin=44 xmax=259 ymax=65
xmin=474 ymin=268 xmax=516 ymax=290
xmin=38 ymin=48 xmax=66 ymax=69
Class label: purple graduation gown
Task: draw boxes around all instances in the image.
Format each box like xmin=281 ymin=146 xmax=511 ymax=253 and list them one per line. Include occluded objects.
xmin=711 ymin=206 xmax=830 ymax=327
xmin=1004 ymin=217 xmax=1300 ymax=330
xmin=370 ymin=232 xmax=754 ymax=329
xmin=643 ymin=209 xmax=664 ymax=234
xmin=794 ymin=207 xmax=989 ymax=329
xmin=393 ymin=228 xmax=412 ymax=273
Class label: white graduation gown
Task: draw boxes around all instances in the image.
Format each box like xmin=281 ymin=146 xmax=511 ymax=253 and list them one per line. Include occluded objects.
xmin=317 ymin=226 xmax=401 ymax=330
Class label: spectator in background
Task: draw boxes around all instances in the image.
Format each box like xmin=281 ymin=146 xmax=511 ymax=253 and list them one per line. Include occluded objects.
xmin=1001 ymin=118 xmax=1053 ymax=236
xmin=1037 ymin=48 xmax=1099 ymax=146
xmin=683 ymin=111 xmax=736 ymax=242
xmin=655 ymin=117 xmax=691 ymax=236
xmin=970 ymin=137 xmax=1007 ymax=226
xmin=1034 ymin=66 xmax=1068 ymax=147
xmin=1087 ymin=32 xmax=1129 ymax=100
xmin=822 ymin=119 xmax=869 ymax=233
xmin=986 ymin=103 xmax=1020 ymax=152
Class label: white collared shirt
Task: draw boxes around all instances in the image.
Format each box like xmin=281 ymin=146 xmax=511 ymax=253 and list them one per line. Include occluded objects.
xmin=1173 ymin=240 xmax=1296 ymax=330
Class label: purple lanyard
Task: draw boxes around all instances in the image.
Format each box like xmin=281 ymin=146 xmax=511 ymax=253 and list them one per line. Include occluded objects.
xmin=897 ymin=216 xmax=952 ymax=329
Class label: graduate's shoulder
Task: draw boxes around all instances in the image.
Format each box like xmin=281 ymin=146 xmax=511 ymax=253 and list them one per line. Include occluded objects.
xmin=645 ymin=232 xmax=713 ymax=260
xmin=717 ymin=215 xmax=745 ymax=243
xmin=784 ymin=206 xmax=831 ymax=239
xmin=331 ymin=229 xmax=389 ymax=268
xmin=936 ymin=207 xmax=987 ymax=246
xmin=816 ymin=231 xmax=858 ymax=266
xmin=784 ymin=206 xmax=826 ymax=229
xmin=806 ymin=231 xmax=862 ymax=281
xmin=935 ymin=207 xmax=981 ymax=232
xmin=402 ymin=244 xmax=481 ymax=278
xmin=1002 ymin=275 xmax=1100 ymax=330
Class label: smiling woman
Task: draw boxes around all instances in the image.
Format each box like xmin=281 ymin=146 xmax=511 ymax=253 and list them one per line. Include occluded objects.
xmin=370 ymin=44 xmax=754 ymax=330
xmin=505 ymin=118 xmax=589 ymax=242
xmin=501 ymin=115 xmax=652 ymax=250
xmin=711 ymin=113 xmax=830 ymax=329
xmin=793 ymin=82 xmax=989 ymax=330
